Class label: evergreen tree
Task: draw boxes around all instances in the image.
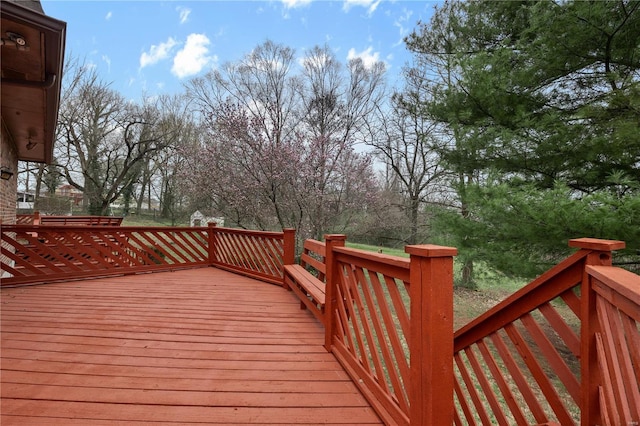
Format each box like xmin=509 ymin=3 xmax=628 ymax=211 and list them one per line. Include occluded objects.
xmin=407 ymin=0 xmax=640 ymax=278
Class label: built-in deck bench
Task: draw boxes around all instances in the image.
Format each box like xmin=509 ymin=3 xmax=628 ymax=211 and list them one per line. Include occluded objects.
xmin=284 ymin=239 xmax=326 ymax=324
xmin=39 ymin=215 xmax=124 ymax=226
xmin=17 ymin=214 xmax=124 ymax=226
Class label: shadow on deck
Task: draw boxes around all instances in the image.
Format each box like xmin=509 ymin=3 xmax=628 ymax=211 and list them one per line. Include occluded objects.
xmin=1 ymin=267 xmax=383 ymax=425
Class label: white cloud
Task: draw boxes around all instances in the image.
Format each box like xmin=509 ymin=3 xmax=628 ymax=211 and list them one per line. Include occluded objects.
xmin=394 ymin=8 xmax=413 ymax=41
xmin=105 ymin=11 xmax=112 ymax=20
xmin=83 ymin=61 xmax=97 ymax=72
xmin=140 ymin=37 xmax=178 ymax=69
xmin=172 ymin=33 xmax=215 ymax=79
xmin=347 ymin=46 xmax=380 ymax=69
xmin=177 ymin=6 xmax=191 ymax=24
xmin=342 ymin=0 xmax=381 ymax=16
xmin=281 ymin=0 xmax=312 ymax=8
xmin=299 ymin=49 xmax=333 ymax=70
xmin=102 ymin=55 xmax=111 ymax=73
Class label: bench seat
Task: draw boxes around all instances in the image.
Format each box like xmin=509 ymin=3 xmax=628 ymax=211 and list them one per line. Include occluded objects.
xmin=284 ymin=264 xmax=326 ymax=306
xmin=283 ymin=239 xmax=327 ymax=324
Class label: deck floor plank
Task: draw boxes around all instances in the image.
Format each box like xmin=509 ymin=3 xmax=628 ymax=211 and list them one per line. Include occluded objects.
xmin=1 ymin=268 xmax=382 ymax=425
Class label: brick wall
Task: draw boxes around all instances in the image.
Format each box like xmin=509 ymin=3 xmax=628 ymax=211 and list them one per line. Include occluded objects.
xmin=1 ymin=121 xmax=18 ymax=225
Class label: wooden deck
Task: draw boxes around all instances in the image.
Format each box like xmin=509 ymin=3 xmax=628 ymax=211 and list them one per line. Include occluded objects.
xmin=0 ymin=267 xmax=383 ymax=425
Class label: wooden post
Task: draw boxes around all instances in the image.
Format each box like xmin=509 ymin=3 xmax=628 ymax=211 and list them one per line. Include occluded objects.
xmin=207 ymin=222 xmax=217 ymax=266
xmin=406 ymin=244 xmax=457 ymax=426
xmin=568 ymin=238 xmax=625 ymax=426
xmin=282 ymin=228 xmax=296 ymax=288
xmin=33 ymin=211 xmax=41 ymax=225
xmin=324 ymin=234 xmax=346 ymax=351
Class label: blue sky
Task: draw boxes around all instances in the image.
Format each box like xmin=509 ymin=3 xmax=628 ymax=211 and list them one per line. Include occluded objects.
xmin=42 ymin=0 xmax=437 ymax=101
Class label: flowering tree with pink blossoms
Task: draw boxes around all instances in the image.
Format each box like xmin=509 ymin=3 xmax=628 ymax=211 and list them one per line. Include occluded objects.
xmin=182 ymin=41 xmax=385 ymax=239
xmin=181 ymin=101 xmax=304 ymax=230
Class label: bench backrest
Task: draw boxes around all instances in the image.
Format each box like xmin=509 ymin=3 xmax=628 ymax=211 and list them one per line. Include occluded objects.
xmin=300 ymin=239 xmax=326 ymax=282
xmin=39 ymin=216 xmax=124 ymax=226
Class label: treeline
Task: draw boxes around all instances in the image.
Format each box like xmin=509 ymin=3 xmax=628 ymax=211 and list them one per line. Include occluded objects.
xmin=22 ymin=0 xmax=640 ymax=286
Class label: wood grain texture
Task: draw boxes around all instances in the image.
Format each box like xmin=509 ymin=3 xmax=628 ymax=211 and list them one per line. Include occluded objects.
xmin=1 ymin=268 xmax=382 ymax=425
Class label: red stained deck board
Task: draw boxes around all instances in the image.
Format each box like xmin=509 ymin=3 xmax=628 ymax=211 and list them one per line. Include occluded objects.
xmin=1 ymin=370 xmax=357 ymax=393
xmin=1 ymin=340 xmax=336 ymax=362
xmin=1 ymin=268 xmax=383 ymax=425
xmin=1 ymin=401 xmax=382 ymax=424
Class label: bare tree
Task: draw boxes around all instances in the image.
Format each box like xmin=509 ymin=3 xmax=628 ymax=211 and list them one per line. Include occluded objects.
xmin=187 ymin=40 xmax=302 ymax=147
xmin=55 ymin=59 xmax=183 ymax=215
xmin=369 ymin=65 xmax=450 ymax=245
xmin=298 ymin=45 xmax=386 ymax=239
xmin=148 ymin=95 xmax=198 ymax=223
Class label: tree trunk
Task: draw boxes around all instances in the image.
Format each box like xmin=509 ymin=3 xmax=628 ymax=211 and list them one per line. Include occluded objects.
xmin=458 ymin=172 xmax=475 ymax=289
xmin=409 ymin=195 xmax=419 ymax=245
xmin=34 ymin=164 xmax=45 ymax=203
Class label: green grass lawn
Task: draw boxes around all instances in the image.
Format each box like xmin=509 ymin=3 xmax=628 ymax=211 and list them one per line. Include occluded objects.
xmin=120 ymin=214 xmax=187 ymax=227
xmin=346 ymin=241 xmax=529 ymax=329
xmin=347 ymin=241 xmax=526 ymax=291
xmin=345 ymin=242 xmax=409 ymax=258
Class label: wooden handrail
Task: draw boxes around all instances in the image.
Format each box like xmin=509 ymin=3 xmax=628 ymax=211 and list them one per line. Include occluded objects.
xmin=454 ymin=249 xmax=590 ymax=352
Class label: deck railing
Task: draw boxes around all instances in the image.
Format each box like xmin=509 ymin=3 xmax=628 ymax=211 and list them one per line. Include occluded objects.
xmin=1 ymin=224 xmax=294 ymax=287
xmin=584 ymin=264 xmax=640 ymax=426
xmin=324 ymin=235 xmax=457 ymax=425
xmin=15 ymin=214 xmax=35 ymax=224
xmin=208 ymin=224 xmax=295 ymax=286
xmin=452 ymin=238 xmax=639 ymax=426
xmin=313 ymin=236 xmax=637 ymax=425
xmin=3 ymin=222 xmax=637 ymax=425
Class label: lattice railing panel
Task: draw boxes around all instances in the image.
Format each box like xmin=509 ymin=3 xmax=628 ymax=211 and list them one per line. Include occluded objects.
xmin=1 ymin=225 xmax=208 ymax=286
xmin=332 ymin=247 xmax=411 ymax=425
xmin=453 ymin=299 xmax=582 ymax=425
xmin=452 ymin=251 xmax=589 ymax=425
xmin=15 ymin=214 xmax=34 ymax=224
xmin=453 ymin=240 xmax=637 ymax=426
xmin=590 ymin=266 xmax=640 ymax=426
xmin=211 ymin=227 xmax=285 ymax=285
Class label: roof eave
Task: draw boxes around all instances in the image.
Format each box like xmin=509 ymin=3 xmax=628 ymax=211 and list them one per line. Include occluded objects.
xmin=1 ymin=1 xmax=66 ymax=164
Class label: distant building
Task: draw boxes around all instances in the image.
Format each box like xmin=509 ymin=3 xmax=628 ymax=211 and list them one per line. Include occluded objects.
xmin=57 ymin=185 xmax=83 ymax=206
xmin=17 ymin=192 xmax=35 ymax=210
xmin=190 ymin=210 xmax=224 ymax=227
